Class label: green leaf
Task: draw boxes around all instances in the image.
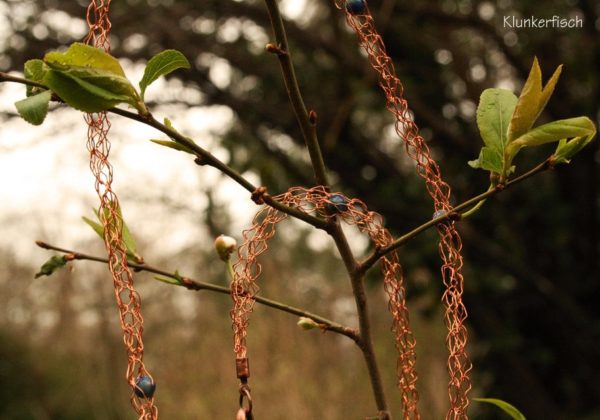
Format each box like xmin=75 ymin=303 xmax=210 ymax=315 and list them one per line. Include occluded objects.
xmin=477 ymin=88 xmax=518 ymax=151
xmin=83 ymin=205 xmax=143 ymax=263
xmin=120 ymin=212 xmax=142 ymax=263
xmin=82 ymin=215 xmax=104 ymax=239
xmin=35 ymin=255 xmax=68 ymax=279
xmin=154 ymin=276 xmax=182 ymax=285
xmin=474 ymin=398 xmax=526 ymax=420
xmin=43 ymin=69 xmax=131 ymax=113
xmin=553 ymin=122 xmax=597 ymax=164
xmin=43 ymin=43 xmax=142 ymax=113
xmin=506 ymin=116 xmax=596 ymax=162
xmin=44 ymin=43 xmax=126 ymax=77
xmin=472 ymin=88 xmax=518 ymax=176
xmin=15 ymin=90 xmax=52 ymax=125
xmin=468 ymin=146 xmax=504 ymax=174
xmin=139 ymin=49 xmax=190 ymax=100
xmin=98 ymin=205 xmax=142 ymax=263
xmin=150 ymin=139 xmax=195 ymax=154
xmin=154 ymin=270 xmax=184 ymax=285
xmin=24 ymin=59 xmax=47 ymax=96
xmin=508 ymin=57 xmax=562 ymax=142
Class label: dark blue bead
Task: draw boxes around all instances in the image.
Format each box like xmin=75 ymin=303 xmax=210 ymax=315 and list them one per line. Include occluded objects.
xmin=326 ymin=194 xmax=349 ymax=214
xmin=346 ymin=0 xmax=366 ymax=15
xmin=135 ymin=375 xmax=156 ymax=398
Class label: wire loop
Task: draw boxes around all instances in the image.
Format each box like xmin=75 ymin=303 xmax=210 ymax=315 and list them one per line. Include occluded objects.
xmin=230 ymin=187 xmax=418 ymax=416
xmin=83 ymin=1 xmax=157 ymax=418
xmin=335 ymin=2 xmax=473 ymax=418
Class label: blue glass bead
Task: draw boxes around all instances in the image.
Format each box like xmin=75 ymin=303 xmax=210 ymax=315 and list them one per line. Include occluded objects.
xmin=134 ymin=375 xmax=156 ymax=398
xmin=346 ymin=0 xmax=366 ymax=15
xmin=326 ymin=194 xmax=349 ymax=214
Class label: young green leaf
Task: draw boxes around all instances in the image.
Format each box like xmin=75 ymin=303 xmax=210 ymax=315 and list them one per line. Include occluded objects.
xmin=553 ymin=123 xmax=597 ymax=164
xmin=43 ymin=69 xmax=131 ymax=113
xmin=154 ymin=276 xmax=182 ymax=285
xmin=44 ymin=43 xmax=126 ymax=76
xmin=120 ymin=212 xmax=142 ymax=263
xmin=506 ymin=116 xmax=596 ymax=162
xmin=508 ymin=57 xmax=562 ymax=142
xmin=96 ymin=205 xmax=143 ymax=263
xmin=43 ymin=43 xmax=143 ymax=113
xmin=82 ymin=215 xmax=104 ymax=239
xmin=471 ymin=88 xmax=518 ymax=176
xmin=139 ymin=49 xmax=190 ymax=100
xmin=554 ymin=137 xmax=593 ymax=164
xmin=154 ymin=271 xmax=184 ymax=285
xmin=15 ymin=90 xmax=52 ymax=125
xmin=150 ymin=139 xmax=195 ymax=154
xmin=35 ymin=255 xmax=68 ymax=279
xmin=468 ymin=146 xmax=504 ymax=174
xmin=473 ymin=398 xmax=526 ymax=420
xmin=83 ymin=205 xmax=143 ymax=263
xmin=24 ymin=59 xmax=47 ymax=96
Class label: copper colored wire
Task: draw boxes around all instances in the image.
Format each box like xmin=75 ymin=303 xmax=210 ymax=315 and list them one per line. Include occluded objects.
xmin=230 ymin=187 xmax=418 ymax=416
xmin=334 ymin=2 xmax=473 ymax=418
xmin=84 ymin=2 xmax=157 ymax=418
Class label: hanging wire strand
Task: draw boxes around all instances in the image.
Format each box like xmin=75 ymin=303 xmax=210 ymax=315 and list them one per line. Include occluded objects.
xmin=84 ymin=2 xmax=158 ymax=418
xmin=230 ymin=187 xmax=418 ymax=418
xmin=333 ymin=2 xmax=473 ymax=418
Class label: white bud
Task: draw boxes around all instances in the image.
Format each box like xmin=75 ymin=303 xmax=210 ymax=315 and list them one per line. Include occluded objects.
xmin=214 ymin=235 xmax=237 ymax=261
xmin=297 ymin=317 xmax=320 ymax=330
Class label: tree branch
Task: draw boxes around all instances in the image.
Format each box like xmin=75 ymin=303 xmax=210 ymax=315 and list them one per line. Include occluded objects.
xmin=359 ymin=159 xmax=553 ymax=273
xmin=0 ymin=72 xmax=329 ymax=231
xmin=35 ymin=241 xmax=359 ymax=341
xmin=0 ymin=71 xmax=46 ymax=88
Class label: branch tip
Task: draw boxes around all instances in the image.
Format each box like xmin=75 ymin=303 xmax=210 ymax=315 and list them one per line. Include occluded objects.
xmin=35 ymin=240 xmax=50 ymax=249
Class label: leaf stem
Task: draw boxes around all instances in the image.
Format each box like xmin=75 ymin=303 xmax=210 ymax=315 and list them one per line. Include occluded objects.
xmin=460 ymin=184 xmax=494 ymax=219
xmin=35 ymin=241 xmax=359 ymax=341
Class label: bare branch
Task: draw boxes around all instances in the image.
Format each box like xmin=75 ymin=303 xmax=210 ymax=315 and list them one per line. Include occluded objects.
xmin=35 ymin=241 xmax=359 ymax=342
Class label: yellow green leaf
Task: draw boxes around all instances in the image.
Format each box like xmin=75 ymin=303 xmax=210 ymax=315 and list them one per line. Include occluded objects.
xmin=474 ymin=397 xmax=526 ymax=420
xmin=44 ymin=43 xmax=126 ymax=77
xmin=508 ymin=57 xmax=562 ymax=142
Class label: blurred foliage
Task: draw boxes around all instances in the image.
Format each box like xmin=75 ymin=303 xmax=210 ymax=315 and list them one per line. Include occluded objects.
xmin=1 ymin=0 xmax=599 ymax=418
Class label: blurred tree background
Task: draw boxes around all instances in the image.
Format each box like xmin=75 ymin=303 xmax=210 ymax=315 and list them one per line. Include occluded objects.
xmin=0 ymin=0 xmax=599 ymax=418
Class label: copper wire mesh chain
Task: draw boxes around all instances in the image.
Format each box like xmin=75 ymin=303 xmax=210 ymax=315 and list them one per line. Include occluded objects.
xmin=333 ymin=2 xmax=472 ymax=418
xmin=230 ymin=187 xmax=418 ymax=418
xmin=83 ymin=2 xmax=158 ymax=418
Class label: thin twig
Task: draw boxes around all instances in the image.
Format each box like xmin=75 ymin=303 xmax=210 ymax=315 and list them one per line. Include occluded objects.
xmin=0 ymin=71 xmax=46 ymax=88
xmin=263 ymin=0 xmax=329 ymax=187
xmin=35 ymin=241 xmax=359 ymax=341
xmin=359 ymin=159 xmax=553 ymax=273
